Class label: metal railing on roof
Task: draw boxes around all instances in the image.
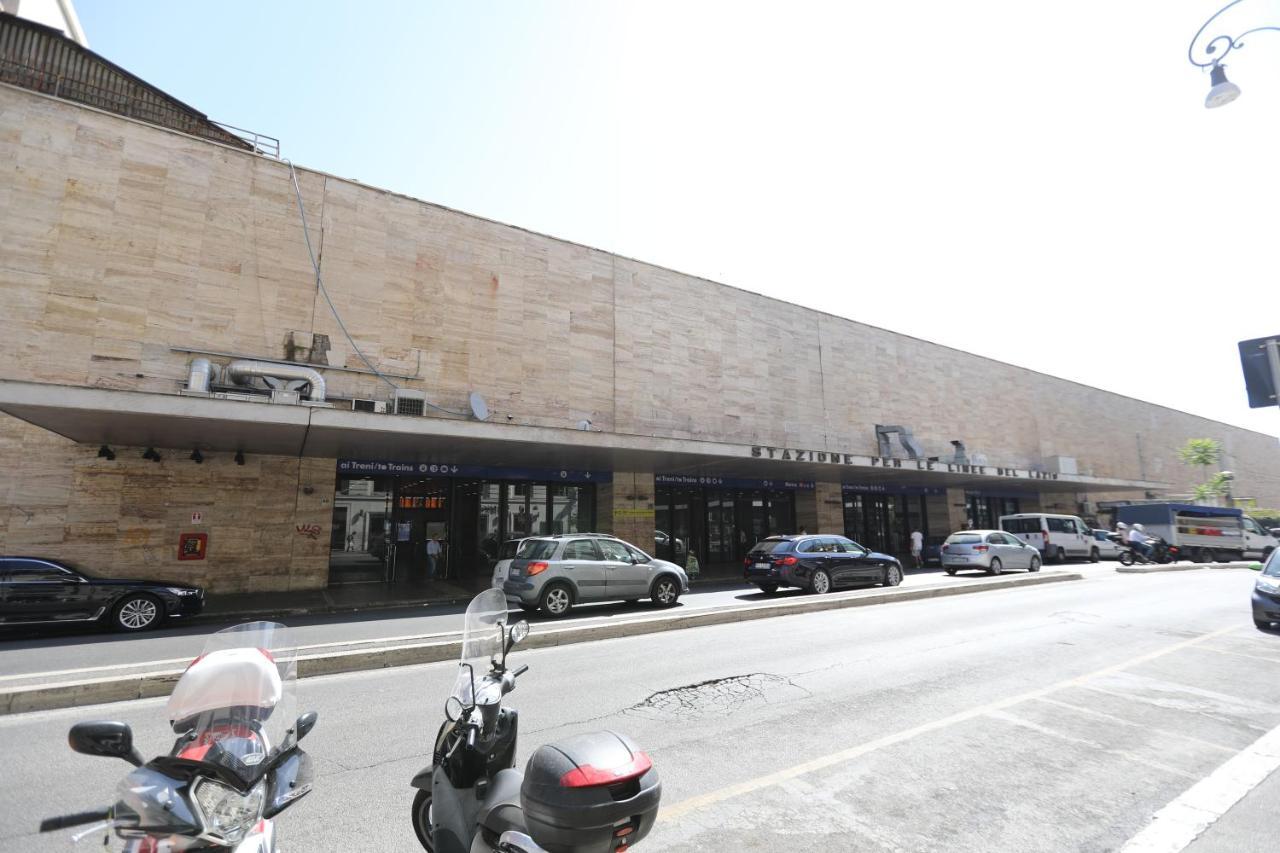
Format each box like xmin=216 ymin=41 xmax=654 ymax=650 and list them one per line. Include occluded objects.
xmin=211 ymin=121 xmax=281 ymax=158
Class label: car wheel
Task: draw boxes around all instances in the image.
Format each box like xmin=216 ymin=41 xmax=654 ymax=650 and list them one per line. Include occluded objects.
xmin=112 ymin=594 xmax=162 ymax=632
xmin=1055 ymin=547 xmax=1067 ymax=564
xmin=883 ymin=564 xmax=903 ymax=587
xmin=757 ymin=583 xmax=779 ymax=595
xmin=1029 ymin=555 xmax=1041 ymax=573
xmin=1256 ymin=618 xmax=1273 ymax=631
xmin=810 ymin=569 xmax=831 ymax=594
xmin=1214 ymin=550 xmax=1232 ymax=563
xmin=987 ymin=558 xmax=1003 ymax=576
xmin=539 ymin=583 xmax=574 ymax=618
xmin=945 ymin=568 xmax=956 ymax=576
xmin=651 ymin=576 xmax=681 ymax=608
xmin=1089 ymin=548 xmax=1100 ymax=563
xmin=411 ymin=788 xmax=434 ymax=852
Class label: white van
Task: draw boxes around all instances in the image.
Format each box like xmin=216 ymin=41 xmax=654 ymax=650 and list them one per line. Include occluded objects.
xmin=1000 ymin=513 xmax=1095 ymax=563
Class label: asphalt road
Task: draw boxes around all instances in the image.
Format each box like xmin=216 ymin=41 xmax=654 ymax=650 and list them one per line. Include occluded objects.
xmin=2 ymin=566 xmax=1275 ymax=852
xmin=0 ymin=564 xmax=995 ymax=678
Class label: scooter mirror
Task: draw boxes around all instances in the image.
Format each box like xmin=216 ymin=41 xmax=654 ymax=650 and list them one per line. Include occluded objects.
xmin=294 ymin=711 xmax=319 ymax=742
xmin=509 ymin=621 xmax=530 ymax=647
xmin=445 ymin=696 xmax=465 ymax=722
xmin=69 ymin=721 xmax=144 ymax=767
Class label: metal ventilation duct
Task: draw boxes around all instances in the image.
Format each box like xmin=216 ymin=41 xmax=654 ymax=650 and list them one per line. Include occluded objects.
xmin=226 ymin=359 xmax=326 ymax=402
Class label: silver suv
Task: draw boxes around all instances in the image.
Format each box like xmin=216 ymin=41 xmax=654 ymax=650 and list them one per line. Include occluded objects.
xmin=502 ymin=534 xmax=690 ymax=617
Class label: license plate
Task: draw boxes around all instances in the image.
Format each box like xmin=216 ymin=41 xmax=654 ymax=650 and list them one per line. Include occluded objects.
xmin=951 ymin=556 xmax=968 ymax=562
xmin=509 ymin=567 xmax=522 ymax=578
xmin=754 ymin=562 xmax=771 ymax=570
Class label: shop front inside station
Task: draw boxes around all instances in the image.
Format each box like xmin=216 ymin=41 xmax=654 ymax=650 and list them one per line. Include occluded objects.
xmin=329 ymin=459 xmax=604 ymax=590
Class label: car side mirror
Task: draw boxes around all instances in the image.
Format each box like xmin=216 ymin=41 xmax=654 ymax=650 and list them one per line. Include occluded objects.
xmin=294 ymin=711 xmax=319 ymax=742
xmin=69 ymin=721 xmax=144 ymax=767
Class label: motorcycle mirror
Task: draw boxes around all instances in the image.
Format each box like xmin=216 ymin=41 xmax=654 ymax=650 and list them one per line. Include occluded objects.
xmin=69 ymin=721 xmax=144 ymax=767
xmin=445 ymin=696 xmax=465 ymax=722
xmin=294 ymin=711 xmax=319 ymax=742
xmin=509 ymin=620 xmax=530 ymax=647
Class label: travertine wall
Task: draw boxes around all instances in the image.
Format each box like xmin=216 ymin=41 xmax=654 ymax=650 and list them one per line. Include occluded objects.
xmin=1 ymin=83 xmax=1278 ymax=592
xmin=0 ymin=419 xmax=332 ymax=591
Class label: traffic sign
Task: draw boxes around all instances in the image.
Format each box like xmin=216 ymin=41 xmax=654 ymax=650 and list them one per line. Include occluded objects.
xmin=1238 ymin=335 xmax=1280 ymax=409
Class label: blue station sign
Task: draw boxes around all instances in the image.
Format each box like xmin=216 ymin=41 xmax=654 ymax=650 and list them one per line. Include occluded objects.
xmin=337 ymin=459 xmax=611 ymax=484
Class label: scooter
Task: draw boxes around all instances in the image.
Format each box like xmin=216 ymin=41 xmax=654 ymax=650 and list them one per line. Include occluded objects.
xmin=410 ymin=589 xmax=661 ymax=853
xmin=39 ymin=622 xmax=318 ymax=851
xmin=1117 ymin=535 xmax=1181 ymax=566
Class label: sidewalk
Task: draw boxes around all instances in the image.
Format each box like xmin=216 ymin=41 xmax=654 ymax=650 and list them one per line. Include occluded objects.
xmin=199 ymin=573 xmax=754 ymax=624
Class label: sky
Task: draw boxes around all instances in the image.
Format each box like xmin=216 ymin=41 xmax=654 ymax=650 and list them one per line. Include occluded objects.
xmin=74 ymin=1 xmax=1280 ymax=439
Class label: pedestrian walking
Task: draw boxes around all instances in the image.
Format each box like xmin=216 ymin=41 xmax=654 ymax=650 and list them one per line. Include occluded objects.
xmin=910 ymin=528 xmax=924 ymax=569
xmin=426 ymin=535 xmax=442 ymax=580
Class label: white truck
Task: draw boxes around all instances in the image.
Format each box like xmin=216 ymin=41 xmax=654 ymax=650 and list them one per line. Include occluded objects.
xmin=1114 ymin=503 xmax=1278 ymax=563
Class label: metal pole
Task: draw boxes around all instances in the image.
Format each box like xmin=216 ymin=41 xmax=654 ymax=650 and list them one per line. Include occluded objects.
xmin=1267 ymin=340 xmax=1280 ymax=433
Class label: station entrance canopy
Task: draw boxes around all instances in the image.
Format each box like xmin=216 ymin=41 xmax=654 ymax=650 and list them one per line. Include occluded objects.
xmin=0 ymin=380 xmax=1167 ymax=494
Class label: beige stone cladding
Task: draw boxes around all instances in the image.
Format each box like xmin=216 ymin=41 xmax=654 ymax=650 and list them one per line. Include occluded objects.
xmin=0 ymin=418 xmax=332 ymax=593
xmin=1 ymin=78 xmax=1278 ymax=598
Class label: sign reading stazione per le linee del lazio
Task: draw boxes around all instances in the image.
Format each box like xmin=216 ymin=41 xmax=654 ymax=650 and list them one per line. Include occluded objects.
xmin=749 ymin=446 xmax=1061 ymax=481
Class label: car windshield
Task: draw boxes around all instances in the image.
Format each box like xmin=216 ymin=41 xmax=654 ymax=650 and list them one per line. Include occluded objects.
xmin=749 ymin=540 xmax=792 ymax=554
xmin=515 ymin=540 xmax=557 ymax=560
xmin=1264 ymin=550 xmax=1280 ymax=577
xmin=947 ymin=534 xmax=983 ymax=544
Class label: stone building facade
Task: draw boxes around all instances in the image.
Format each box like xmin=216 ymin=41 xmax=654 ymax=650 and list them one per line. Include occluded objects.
xmin=2 ymin=81 xmax=1277 ymax=594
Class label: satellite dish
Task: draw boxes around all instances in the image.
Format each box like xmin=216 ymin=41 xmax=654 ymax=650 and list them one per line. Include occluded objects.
xmin=469 ymin=392 xmax=489 ymax=421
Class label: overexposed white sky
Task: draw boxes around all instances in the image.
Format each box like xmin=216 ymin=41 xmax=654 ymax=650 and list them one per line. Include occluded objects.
xmin=80 ymin=1 xmax=1280 ymax=438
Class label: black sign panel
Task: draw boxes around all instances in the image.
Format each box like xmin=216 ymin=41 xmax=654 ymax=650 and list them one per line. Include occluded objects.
xmin=1238 ymin=336 xmax=1279 ymax=409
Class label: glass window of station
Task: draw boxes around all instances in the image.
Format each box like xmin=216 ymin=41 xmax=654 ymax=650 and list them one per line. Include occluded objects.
xmin=653 ymin=476 xmax=800 ymax=574
xmin=329 ymin=462 xmax=599 ymax=591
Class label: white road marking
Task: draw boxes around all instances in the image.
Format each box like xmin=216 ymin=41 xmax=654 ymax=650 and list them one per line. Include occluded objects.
xmin=1118 ymin=720 xmax=1280 ymax=853
xmin=1032 ymin=696 xmax=1238 ymax=755
xmin=661 ymin=624 xmax=1239 ymax=821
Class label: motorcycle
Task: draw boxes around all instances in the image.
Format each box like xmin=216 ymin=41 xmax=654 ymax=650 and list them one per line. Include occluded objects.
xmin=1116 ymin=535 xmax=1182 ymax=566
xmin=39 ymin=622 xmax=317 ymax=851
xmin=410 ymin=589 xmax=661 ymax=853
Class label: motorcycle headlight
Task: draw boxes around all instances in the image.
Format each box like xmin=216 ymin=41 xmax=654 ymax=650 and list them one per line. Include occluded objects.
xmin=192 ymin=778 xmax=265 ymax=845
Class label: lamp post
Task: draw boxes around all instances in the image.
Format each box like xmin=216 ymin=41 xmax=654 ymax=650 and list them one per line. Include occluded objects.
xmin=1188 ymin=0 xmax=1280 ymax=107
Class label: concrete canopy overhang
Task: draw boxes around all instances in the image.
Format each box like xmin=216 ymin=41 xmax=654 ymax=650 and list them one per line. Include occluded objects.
xmin=0 ymin=380 xmax=1169 ymax=495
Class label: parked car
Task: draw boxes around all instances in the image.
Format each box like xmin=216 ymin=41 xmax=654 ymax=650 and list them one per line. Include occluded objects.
xmin=490 ymin=537 xmax=531 ymax=589
xmin=1090 ymin=529 xmax=1123 ymax=560
xmin=1000 ymin=513 xmax=1094 ymax=563
xmin=0 ymin=556 xmax=204 ymax=632
xmin=1253 ymin=547 xmax=1280 ymax=630
xmin=743 ymin=535 xmax=903 ymax=595
xmin=941 ymin=531 xmax=1042 ymax=575
xmin=502 ymin=534 xmax=688 ymax=617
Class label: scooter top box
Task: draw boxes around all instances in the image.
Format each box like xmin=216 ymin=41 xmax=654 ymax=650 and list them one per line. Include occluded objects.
xmin=521 ymin=730 xmax=661 ymax=853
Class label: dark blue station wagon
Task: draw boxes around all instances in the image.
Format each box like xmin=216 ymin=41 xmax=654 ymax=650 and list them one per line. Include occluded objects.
xmin=744 ymin=535 xmax=904 ymax=595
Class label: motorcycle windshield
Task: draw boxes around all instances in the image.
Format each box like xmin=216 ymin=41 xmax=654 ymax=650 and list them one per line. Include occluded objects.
xmin=451 ymin=589 xmax=509 ymax=706
xmin=165 ymin=621 xmax=298 ymax=787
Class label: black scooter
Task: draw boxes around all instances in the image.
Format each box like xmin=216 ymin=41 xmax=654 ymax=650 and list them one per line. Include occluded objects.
xmin=1116 ymin=534 xmax=1181 ymax=566
xmin=410 ymin=590 xmax=661 ymax=853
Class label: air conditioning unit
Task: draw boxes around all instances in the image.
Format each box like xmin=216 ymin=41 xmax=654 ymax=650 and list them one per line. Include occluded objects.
xmin=393 ymin=389 xmax=426 ymax=416
xmin=352 ymin=399 xmax=389 ymax=414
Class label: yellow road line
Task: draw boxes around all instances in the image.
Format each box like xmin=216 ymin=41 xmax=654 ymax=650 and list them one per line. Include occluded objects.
xmin=661 ymin=624 xmax=1240 ymax=822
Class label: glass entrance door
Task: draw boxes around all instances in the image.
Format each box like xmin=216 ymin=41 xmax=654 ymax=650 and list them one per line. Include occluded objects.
xmin=329 ymin=475 xmax=393 ymax=584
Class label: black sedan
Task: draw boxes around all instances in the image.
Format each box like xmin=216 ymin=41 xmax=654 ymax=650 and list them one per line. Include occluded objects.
xmin=0 ymin=556 xmax=204 ymax=632
xmin=744 ymin=535 xmax=904 ymax=594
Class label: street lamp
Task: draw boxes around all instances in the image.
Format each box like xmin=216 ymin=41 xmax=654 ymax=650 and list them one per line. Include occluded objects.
xmin=1188 ymin=0 xmax=1280 ymax=107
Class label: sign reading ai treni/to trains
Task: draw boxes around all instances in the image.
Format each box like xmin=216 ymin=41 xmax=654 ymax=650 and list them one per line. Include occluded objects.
xmin=749 ymin=446 xmax=1060 ymax=481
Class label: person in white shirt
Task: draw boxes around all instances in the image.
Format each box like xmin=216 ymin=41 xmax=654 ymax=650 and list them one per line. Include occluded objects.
xmin=910 ymin=529 xmax=924 ymax=568
xmin=426 ymin=535 xmax=442 ymax=580
xmin=1127 ymin=523 xmax=1152 ymax=561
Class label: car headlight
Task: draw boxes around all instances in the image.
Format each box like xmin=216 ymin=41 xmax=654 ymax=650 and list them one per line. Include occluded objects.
xmin=166 ymin=587 xmax=198 ymax=596
xmin=192 ymin=778 xmax=265 ymax=845
xmin=1257 ymin=577 xmax=1280 ymax=594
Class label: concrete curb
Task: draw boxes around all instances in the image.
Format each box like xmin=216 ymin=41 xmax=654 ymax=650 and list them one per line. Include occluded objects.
xmin=0 ymin=571 xmax=1082 ymax=716
xmin=1116 ymin=561 xmax=1260 ymax=574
